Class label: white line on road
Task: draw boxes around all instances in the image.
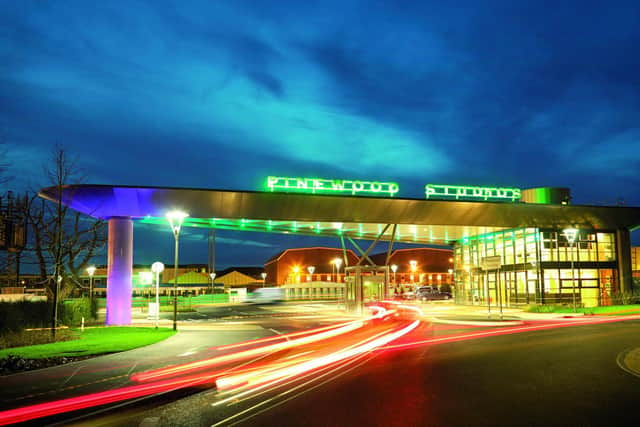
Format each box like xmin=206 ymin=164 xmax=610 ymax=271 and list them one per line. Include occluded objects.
xmin=58 ymin=364 xmax=84 ymax=389
xmin=178 ymin=347 xmax=199 ymax=357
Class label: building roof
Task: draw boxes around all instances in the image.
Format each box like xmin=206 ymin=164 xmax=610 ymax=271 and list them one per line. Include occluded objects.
xmin=216 ymin=266 xmax=264 ymax=279
xmin=40 ymin=184 xmax=640 ymax=245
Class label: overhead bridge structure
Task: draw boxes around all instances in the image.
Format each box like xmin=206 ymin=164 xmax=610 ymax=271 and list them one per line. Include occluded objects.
xmin=40 ymin=184 xmax=640 ymax=324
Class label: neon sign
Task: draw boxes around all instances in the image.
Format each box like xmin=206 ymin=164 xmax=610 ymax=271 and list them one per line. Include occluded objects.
xmin=425 ymin=184 xmax=521 ymax=202
xmin=267 ymin=176 xmax=399 ymax=197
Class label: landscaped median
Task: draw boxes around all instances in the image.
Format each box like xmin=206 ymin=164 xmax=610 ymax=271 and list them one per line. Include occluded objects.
xmin=525 ymin=304 xmax=640 ymax=316
xmin=0 ymin=327 xmax=176 ymax=375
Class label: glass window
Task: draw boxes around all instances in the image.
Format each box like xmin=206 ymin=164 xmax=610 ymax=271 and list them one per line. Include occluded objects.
xmin=544 ymin=269 xmax=559 ymax=293
xmin=597 ymin=233 xmax=616 ymax=261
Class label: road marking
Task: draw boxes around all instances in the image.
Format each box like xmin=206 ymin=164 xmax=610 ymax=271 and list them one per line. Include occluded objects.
xmin=211 ymin=352 xmax=373 ymax=426
xmin=139 ymin=416 xmax=160 ymax=427
xmin=178 ymin=348 xmax=198 ymax=357
xmin=58 ymin=364 xmax=84 ymax=389
xmin=617 ymin=347 xmax=640 ymax=378
xmin=269 ymin=328 xmax=290 ymax=341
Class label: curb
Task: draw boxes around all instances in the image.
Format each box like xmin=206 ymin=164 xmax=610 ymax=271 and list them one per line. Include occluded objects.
xmin=428 ymin=317 xmax=524 ymax=327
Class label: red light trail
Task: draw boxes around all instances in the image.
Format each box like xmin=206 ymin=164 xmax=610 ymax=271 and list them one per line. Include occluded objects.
xmin=0 ymin=308 xmax=637 ymax=426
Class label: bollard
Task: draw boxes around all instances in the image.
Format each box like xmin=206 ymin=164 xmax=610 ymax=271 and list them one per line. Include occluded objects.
xmin=81 ymin=316 xmax=85 ymax=332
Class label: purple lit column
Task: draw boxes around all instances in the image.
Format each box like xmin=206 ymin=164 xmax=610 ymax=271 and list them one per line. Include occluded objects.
xmin=107 ymin=217 xmax=133 ymax=325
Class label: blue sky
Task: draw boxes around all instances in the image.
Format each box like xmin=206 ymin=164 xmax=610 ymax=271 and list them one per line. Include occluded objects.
xmin=3 ymin=0 xmax=640 ymax=268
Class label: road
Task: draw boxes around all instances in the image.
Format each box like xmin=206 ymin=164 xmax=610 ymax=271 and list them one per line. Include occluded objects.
xmin=1 ymin=303 xmax=639 ymax=426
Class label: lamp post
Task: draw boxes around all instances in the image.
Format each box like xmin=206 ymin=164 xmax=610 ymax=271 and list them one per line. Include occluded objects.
xmin=563 ymin=228 xmax=579 ymax=313
xmin=391 ymin=264 xmax=398 ymax=288
xmin=333 ymin=258 xmax=342 ymax=282
xmin=306 ymin=266 xmax=315 ymax=283
xmin=166 ymin=210 xmax=188 ymax=331
xmin=209 ymin=272 xmax=216 ymax=295
xmin=86 ymin=265 xmax=96 ymax=305
xmin=261 ymin=272 xmax=267 ymax=287
xmin=151 ymin=262 xmax=164 ymax=329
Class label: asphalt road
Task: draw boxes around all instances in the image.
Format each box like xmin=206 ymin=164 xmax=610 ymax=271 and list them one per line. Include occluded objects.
xmin=99 ymin=317 xmax=640 ymax=427
xmin=238 ymin=319 xmax=640 ymax=427
xmin=2 ymin=305 xmax=639 ymax=427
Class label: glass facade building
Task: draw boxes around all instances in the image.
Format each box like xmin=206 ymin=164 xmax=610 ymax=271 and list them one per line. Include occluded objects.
xmin=454 ymin=228 xmax=619 ymax=307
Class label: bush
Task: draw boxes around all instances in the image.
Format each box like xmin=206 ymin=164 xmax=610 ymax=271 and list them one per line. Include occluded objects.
xmin=59 ymin=298 xmax=95 ymax=326
xmin=0 ymin=301 xmax=51 ymax=334
xmin=523 ymin=304 xmax=565 ymax=313
xmin=0 ymin=298 xmax=97 ymax=336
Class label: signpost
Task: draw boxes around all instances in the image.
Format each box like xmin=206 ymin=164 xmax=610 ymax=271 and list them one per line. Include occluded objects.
xmin=481 ymin=256 xmax=503 ymax=320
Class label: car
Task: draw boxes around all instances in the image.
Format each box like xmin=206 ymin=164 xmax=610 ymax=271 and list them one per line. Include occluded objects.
xmin=246 ymin=287 xmax=285 ymax=304
xmin=415 ymin=286 xmax=452 ymax=301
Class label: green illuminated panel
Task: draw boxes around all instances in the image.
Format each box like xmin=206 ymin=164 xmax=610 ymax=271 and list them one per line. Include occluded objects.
xmin=425 ymin=184 xmax=521 ymax=202
xmin=138 ymin=217 xmax=505 ymax=245
xmin=267 ymin=176 xmax=399 ymax=197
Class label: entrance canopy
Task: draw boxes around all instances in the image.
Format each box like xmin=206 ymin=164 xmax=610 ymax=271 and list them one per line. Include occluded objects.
xmin=40 ymin=184 xmax=640 ymax=246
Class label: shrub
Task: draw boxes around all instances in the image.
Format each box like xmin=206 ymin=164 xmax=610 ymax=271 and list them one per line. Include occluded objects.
xmin=523 ymin=304 xmax=564 ymax=313
xmin=59 ymin=298 xmax=95 ymax=326
xmin=0 ymin=301 xmax=51 ymax=334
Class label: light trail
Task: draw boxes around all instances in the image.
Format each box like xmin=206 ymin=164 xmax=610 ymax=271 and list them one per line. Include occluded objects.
xmin=132 ymin=321 xmax=366 ymax=383
xmin=3 ymin=309 xmax=634 ymax=426
xmin=0 ymin=372 xmax=216 ymax=426
xmin=378 ymin=314 xmax=640 ymax=351
xmin=132 ymin=306 xmax=390 ymax=383
xmin=216 ymin=319 xmax=421 ymax=391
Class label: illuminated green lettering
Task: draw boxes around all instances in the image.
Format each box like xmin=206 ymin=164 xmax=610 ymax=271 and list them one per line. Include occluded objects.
xmin=425 ymin=184 xmax=521 ymax=202
xmin=266 ymin=176 xmax=399 ymax=197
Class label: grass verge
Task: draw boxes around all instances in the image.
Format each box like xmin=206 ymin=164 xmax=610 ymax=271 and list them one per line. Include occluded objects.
xmin=0 ymin=327 xmax=176 ymax=359
xmin=524 ymin=304 xmax=640 ymax=315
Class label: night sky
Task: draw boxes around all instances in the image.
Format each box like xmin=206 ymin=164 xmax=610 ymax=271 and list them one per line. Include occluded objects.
xmin=2 ymin=1 xmax=640 ymax=269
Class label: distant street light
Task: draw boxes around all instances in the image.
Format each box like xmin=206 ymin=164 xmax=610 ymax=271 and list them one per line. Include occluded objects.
xmin=166 ymin=210 xmax=188 ymax=331
xmin=563 ymin=228 xmax=579 ymax=313
xmin=261 ymin=272 xmax=267 ymax=287
xmin=86 ymin=265 xmax=96 ymax=306
xmin=391 ymin=264 xmax=398 ymax=286
xmin=292 ymin=266 xmax=301 ymax=284
xmin=151 ymin=262 xmax=165 ymax=328
xmin=409 ymin=260 xmax=417 ymax=283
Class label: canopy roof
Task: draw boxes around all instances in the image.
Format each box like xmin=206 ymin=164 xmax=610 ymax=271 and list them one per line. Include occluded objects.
xmin=39 ymin=185 xmax=640 ymax=245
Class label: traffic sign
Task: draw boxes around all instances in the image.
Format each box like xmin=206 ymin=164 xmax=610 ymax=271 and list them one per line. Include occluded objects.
xmin=481 ymin=256 xmax=502 ymax=271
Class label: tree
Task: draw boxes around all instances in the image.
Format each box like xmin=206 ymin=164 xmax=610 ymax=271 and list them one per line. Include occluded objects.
xmin=24 ymin=146 xmax=106 ymax=337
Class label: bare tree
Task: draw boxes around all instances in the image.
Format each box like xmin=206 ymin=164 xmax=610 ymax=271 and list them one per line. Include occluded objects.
xmin=0 ymin=135 xmax=10 ymax=185
xmin=24 ymin=146 xmax=106 ymax=337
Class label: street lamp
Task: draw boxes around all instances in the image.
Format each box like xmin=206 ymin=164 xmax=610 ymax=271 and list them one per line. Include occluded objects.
xmin=86 ymin=265 xmax=96 ymax=305
xmin=261 ymin=272 xmax=267 ymax=287
xmin=333 ymin=258 xmax=342 ymax=282
xmin=292 ymin=265 xmax=300 ymax=284
xmin=166 ymin=210 xmax=188 ymax=331
xmin=391 ymin=264 xmax=398 ymax=286
xmin=151 ymin=262 xmax=165 ymax=328
xmin=563 ymin=228 xmax=579 ymax=313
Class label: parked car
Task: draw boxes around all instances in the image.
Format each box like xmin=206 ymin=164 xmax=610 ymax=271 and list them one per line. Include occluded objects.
xmin=415 ymin=286 xmax=452 ymax=301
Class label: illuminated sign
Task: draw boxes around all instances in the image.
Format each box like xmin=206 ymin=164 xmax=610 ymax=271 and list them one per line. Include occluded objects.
xmin=267 ymin=176 xmax=399 ymax=197
xmin=425 ymin=184 xmax=521 ymax=202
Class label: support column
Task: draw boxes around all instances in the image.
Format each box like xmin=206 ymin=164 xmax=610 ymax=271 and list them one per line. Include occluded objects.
xmin=107 ymin=217 xmax=133 ymax=325
xmin=616 ymin=228 xmax=633 ymax=294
